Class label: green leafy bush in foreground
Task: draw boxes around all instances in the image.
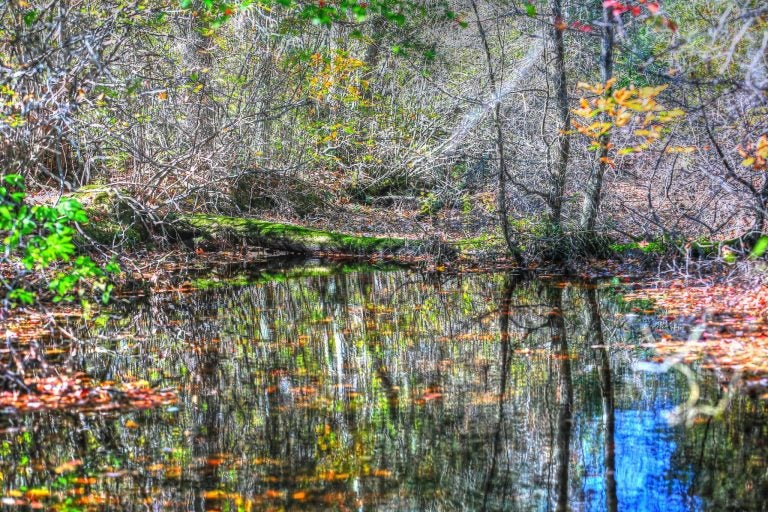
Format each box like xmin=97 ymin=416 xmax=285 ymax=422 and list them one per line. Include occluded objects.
xmin=0 ymin=174 xmax=119 ymax=311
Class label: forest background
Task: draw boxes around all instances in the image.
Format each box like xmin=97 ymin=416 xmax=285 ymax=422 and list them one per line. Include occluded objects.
xmin=1 ymin=0 xmax=767 ymax=273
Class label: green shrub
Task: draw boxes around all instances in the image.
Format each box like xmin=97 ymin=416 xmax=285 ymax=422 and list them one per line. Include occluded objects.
xmin=0 ymin=174 xmax=119 ymax=311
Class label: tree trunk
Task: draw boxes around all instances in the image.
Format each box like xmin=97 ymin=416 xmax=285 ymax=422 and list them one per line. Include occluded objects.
xmin=179 ymin=15 xmax=216 ymax=182
xmin=580 ymin=1 xmax=615 ymax=233
xmin=362 ymin=16 xmax=386 ymax=103
xmin=471 ymin=0 xmax=525 ymax=266
xmin=547 ymin=0 xmax=572 ymax=230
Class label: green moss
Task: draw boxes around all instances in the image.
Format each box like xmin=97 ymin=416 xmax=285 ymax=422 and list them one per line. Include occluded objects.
xmin=180 ymin=214 xmax=416 ymax=255
xmin=609 ymin=240 xmax=666 ymax=254
xmin=71 ymin=185 xmax=114 ymax=207
xmin=80 ymin=220 xmax=142 ymax=246
xmin=69 ymin=186 xmax=149 ymax=248
xmin=457 ymin=234 xmax=505 ymax=252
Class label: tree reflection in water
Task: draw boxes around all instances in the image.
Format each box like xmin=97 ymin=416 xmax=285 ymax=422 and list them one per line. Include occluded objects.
xmin=0 ymin=265 xmax=765 ymax=510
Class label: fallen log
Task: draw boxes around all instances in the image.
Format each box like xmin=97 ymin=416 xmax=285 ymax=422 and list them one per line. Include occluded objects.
xmin=176 ymin=214 xmax=456 ymax=259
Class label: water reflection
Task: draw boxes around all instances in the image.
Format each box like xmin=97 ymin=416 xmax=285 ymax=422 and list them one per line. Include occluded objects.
xmin=0 ymin=264 xmax=765 ymax=511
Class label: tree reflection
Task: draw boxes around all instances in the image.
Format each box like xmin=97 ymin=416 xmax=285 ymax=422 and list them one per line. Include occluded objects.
xmin=548 ymin=284 xmax=573 ymax=512
xmin=587 ymin=285 xmax=617 ymax=512
xmin=481 ymin=273 xmax=518 ymax=511
xmin=0 ymin=266 xmax=764 ymax=511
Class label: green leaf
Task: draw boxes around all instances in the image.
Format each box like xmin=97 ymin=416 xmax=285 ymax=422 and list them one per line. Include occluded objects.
xmin=3 ymin=174 xmax=24 ymax=188
xmin=23 ymin=9 xmax=39 ymax=26
xmin=523 ymin=2 xmax=537 ymax=16
xmin=8 ymin=289 xmax=35 ymax=305
xmin=749 ymin=236 xmax=768 ymax=260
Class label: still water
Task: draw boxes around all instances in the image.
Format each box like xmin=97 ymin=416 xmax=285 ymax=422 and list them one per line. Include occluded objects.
xmin=0 ymin=262 xmax=766 ymax=511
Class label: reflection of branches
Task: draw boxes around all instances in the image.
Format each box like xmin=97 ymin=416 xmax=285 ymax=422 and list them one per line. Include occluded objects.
xmin=665 ymin=363 xmax=741 ymax=427
xmin=635 ymin=322 xmax=742 ymax=427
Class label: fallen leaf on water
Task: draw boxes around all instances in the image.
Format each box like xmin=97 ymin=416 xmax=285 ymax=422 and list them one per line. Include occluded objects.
xmin=25 ymin=489 xmax=50 ymax=499
xmin=0 ymin=373 xmax=177 ymax=414
xmin=54 ymin=459 xmax=82 ymax=474
xmin=203 ymin=490 xmax=230 ymax=500
xmin=165 ymin=466 xmax=182 ymax=479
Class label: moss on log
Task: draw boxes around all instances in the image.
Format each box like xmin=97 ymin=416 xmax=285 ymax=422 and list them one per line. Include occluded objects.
xmin=178 ymin=214 xmax=455 ymax=258
xmin=70 ymin=186 xmax=149 ymax=247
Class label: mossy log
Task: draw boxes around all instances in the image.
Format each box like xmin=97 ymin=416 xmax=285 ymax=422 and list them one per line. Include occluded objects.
xmin=687 ymin=232 xmax=766 ymax=258
xmin=70 ymin=186 xmax=152 ymax=247
xmin=177 ymin=214 xmax=456 ymax=259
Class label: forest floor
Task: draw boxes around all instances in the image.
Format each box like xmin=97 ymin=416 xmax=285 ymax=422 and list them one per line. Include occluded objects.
xmin=26 ymin=185 xmax=761 ymax=276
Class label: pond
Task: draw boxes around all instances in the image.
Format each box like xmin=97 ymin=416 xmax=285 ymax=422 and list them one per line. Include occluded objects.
xmin=0 ymin=261 xmax=766 ymax=511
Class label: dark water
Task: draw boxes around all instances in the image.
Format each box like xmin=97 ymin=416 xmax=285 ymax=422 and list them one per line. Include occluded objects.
xmin=0 ymin=262 xmax=766 ymax=511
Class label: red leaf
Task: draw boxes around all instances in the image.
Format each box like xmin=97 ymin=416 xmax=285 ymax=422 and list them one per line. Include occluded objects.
xmin=572 ymin=21 xmax=594 ymax=32
xmin=662 ymin=16 xmax=677 ymax=31
xmin=646 ymin=2 xmax=660 ymax=14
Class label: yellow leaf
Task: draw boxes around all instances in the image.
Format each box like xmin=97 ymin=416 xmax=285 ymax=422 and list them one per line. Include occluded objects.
xmin=613 ymin=88 xmax=634 ymax=104
xmin=665 ymin=146 xmax=696 ymax=154
xmin=577 ymin=82 xmax=603 ymax=94
xmin=658 ymin=109 xmax=685 ymax=122
xmin=573 ymin=106 xmax=594 ymax=118
xmin=614 ymin=109 xmax=632 ymax=127
xmin=587 ymin=122 xmax=612 ymax=136
xmin=165 ymin=466 xmax=182 ymax=479
xmin=638 ymin=85 xmax=668 ymax=98
xmin=757 ymin=136 xmax=768 ymax=158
